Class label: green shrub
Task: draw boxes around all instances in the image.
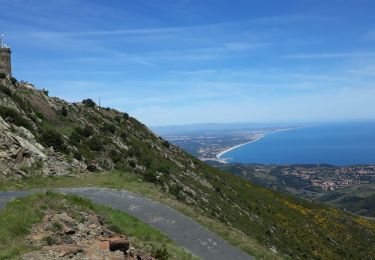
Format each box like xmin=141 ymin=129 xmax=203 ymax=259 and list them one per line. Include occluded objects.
xmin=51 ymin=222 xmax=63 ymax=232
xmin=143 ymin=171 xmax=158 ymax=183
xmin=88 ymin=136 xmax=103 ymax=151
xmin=42 ymin=236 xmax=56 ymax=246
xmin=162 ymin=140 xmax=170 ymax=148
xmin=82 ymin=98 xmax=96 ymax=107
xmin=73 ymin=150 xmax=82 ymax=160
xmin=61 ymin=107 xmax=68 ymax=117
xmin=114 ymin=116 xmax=121 ymax=123
xmin=129 ymin=160 xmax=136 ymax=168
xmin=40 ymin=129 xmax=65 ymax=151
xmin=11 ymin=94 xmax=32 ymax=113
xmin=120 ymin=131 xmax=127 ymax=141
xmin=0 ymin=73 xmax=6 ymax=79
xmin=0 ymin=106 xmax=32 ymax=130
xmin=10 ymin=77 xmax=17 ymax=85
xmin=155 ymin=247 xmax=169 ymax=260
xmin=42 ymin=89 xmax=49 ymax=96
xmin=75 ymin=126 xmax=93 ymax=137
xmin=101 ymin=122 xmax=116 ymax=133
xmin=69 ymin=130 xmax=81 ymax=145
xmin=0 ymin=85 xmax=11 ymax=96
xmin=110 ymin=149 xmax=122 ymax=163
xmin=123 ymin=113 xmax=129 ymax=120
xmin=157 ymin=165 xmax=170 ymax=174
xmin=35 ymin=111 xmax=44 ymax=120
xmin=128 ymin=146 xmax=141 ymax=157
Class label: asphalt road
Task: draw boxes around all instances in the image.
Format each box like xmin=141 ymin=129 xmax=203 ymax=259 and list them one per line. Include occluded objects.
xmin=0 ymin=188 xmax=253 ymax=260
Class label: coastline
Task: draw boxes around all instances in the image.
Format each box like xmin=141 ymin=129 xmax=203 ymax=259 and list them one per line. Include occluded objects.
xmin=215 ymin=134 xmax=265 ymax=163
xmin=216 ymin=127 xmax=303 ymax=163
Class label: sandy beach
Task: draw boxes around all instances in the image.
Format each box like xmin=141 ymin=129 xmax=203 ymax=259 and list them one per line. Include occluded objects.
xmin=216 ymin=127 xmax=303 ymax=163
xmin=215 ymin=134 xmax=265 ymax=163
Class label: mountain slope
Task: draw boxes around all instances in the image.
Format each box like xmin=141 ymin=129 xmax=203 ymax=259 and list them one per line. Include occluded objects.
xmin=1 ymin=76 xmax=375 ymax=259
xmin=318 ymin=184 xmax=375 ymax=217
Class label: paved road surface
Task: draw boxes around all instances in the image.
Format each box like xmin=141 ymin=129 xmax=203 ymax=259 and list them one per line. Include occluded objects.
xmin=0 ymin=188 xmax=253 ymax=260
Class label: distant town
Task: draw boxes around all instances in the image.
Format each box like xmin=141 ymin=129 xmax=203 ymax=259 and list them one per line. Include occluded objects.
xmin=284 ymin=165 xmax=375 ymax=191
xmin=216 ymin=163 xmax=375 ymax=193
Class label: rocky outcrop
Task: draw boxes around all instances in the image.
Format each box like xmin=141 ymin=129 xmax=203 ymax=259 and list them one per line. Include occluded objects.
xmin=0 ymin=116 xmax=86 ymax=180
xmin=22 ymin=209 xmax=155 ymax=260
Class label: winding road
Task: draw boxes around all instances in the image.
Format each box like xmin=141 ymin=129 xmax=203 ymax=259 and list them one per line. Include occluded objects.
xmin=0 ymin=188 xmax=253 ymax=260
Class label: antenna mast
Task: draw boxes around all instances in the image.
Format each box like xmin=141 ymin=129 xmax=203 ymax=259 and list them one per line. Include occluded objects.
xmin=0 ymin=34 xmax=4 ymax=48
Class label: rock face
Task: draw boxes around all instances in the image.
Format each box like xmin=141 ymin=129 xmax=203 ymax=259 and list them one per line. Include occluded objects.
xmin=0 ymin=78 xmax=89 ymax=180
xmin=0 ymin=116 xmax=86 ymax=180
xmin=22 ymin=208 xmax=155 ymax=260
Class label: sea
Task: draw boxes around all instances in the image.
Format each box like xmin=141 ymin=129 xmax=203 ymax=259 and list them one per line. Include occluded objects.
xmin=222 ymin=122 xmax=375 ymax=166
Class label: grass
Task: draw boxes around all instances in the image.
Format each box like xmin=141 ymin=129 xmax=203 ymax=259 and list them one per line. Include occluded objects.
xmin=0 ymin=171 xmax=280 ymax=259
xmin=0 ymin=191 xmax=196 ymax=260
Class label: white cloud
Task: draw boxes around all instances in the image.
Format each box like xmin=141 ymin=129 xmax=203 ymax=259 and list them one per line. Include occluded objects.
xmin=134 ymin=86 xmax=375 ymax=126
xmin=282 ymin=52 xmax=375 ymax=59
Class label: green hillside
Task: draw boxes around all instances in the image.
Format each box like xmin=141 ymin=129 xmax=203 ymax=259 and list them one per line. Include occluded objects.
xmin=318 ymin=184 xmax=375 ymax=217
xmin=1 ymin=76 xmax=375 ymax=259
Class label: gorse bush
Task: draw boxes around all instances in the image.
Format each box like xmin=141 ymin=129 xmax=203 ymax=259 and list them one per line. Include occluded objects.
xmin=114 ymin=116 xmax=121 ymax=123
xmin=88 ymin=136 xmax=103 ymax=151
xmin=110 ymin=149 xmax=123 ymax=163
xmin=35 ymin=111 xmax=44 ymax=120
xmin=155 ymin=247 xmax=169 ymax=260
xmin=40 ymin=129 xmax=65 ymax=151
xmin=69 ymin=130 xmax=81 ymax=145
xmin=61 ymin=107 xmax=68 ymax=117
xmin=162 ymin=140 xmax=170 ymax=148
xmin=0 ymin=106 xmax=32 ymax=130
xmin=42 ymin=235 xmax=57 ymax=246
xmin=75 ymin=126 xmax=94 ymax=137
xmin=82 ymin=98 xmax=96 ymax=107
xmin=101 ymin=122 xmax=116 ymax=133
xmin=10 ymin=77 xmax=17 ymax=85
xmin=123 ymin=113 xmax=129 ymax=120
xmin=0 ymin=85 xmax=11 ymax=96
xmin=73 ymin=150 xmax=82 ymax=160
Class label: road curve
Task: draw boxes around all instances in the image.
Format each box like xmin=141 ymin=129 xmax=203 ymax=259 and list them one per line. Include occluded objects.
xmin=0 ymin=188 xmax=253 ymax=260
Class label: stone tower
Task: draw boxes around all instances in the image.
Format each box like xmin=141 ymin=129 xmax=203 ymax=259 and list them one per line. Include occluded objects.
xmin=0 ymin=34 xmax=12 ymax=76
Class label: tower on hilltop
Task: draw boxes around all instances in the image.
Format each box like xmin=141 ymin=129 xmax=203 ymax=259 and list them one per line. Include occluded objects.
xmin=0 ymin=34 xmax=12 ymax=76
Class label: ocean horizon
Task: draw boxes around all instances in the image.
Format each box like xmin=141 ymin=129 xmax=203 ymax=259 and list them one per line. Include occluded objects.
xmin=221 ymin=121 xmax=375 ymax=166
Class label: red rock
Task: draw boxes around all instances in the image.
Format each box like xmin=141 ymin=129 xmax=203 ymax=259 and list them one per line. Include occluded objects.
xmin=97 ymin=241 xmax=110 ymax=251
xmin=100 ymin=236 xmax=129 ymax=252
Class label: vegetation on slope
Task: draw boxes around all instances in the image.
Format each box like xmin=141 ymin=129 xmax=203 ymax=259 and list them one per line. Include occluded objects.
xmin=1 ymin=77 xmax=375 ymax=259
xmin=0 ymin=191 xmax=194 ymax=259
xmin=217 ymin=163 xmax=375 ymax=218
xmin=318 ymin=184 xmax=375 ymax=217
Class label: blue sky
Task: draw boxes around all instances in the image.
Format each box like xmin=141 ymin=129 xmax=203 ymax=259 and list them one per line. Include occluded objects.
xmin=1 ymin=0 xmax=375 ymax=126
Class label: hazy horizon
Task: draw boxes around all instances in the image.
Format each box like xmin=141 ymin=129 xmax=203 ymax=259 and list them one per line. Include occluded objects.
xmin=151 ymin=118 xmax=375 ymax=128
xmin=1 ymin=0 xmax=375 ymax=125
